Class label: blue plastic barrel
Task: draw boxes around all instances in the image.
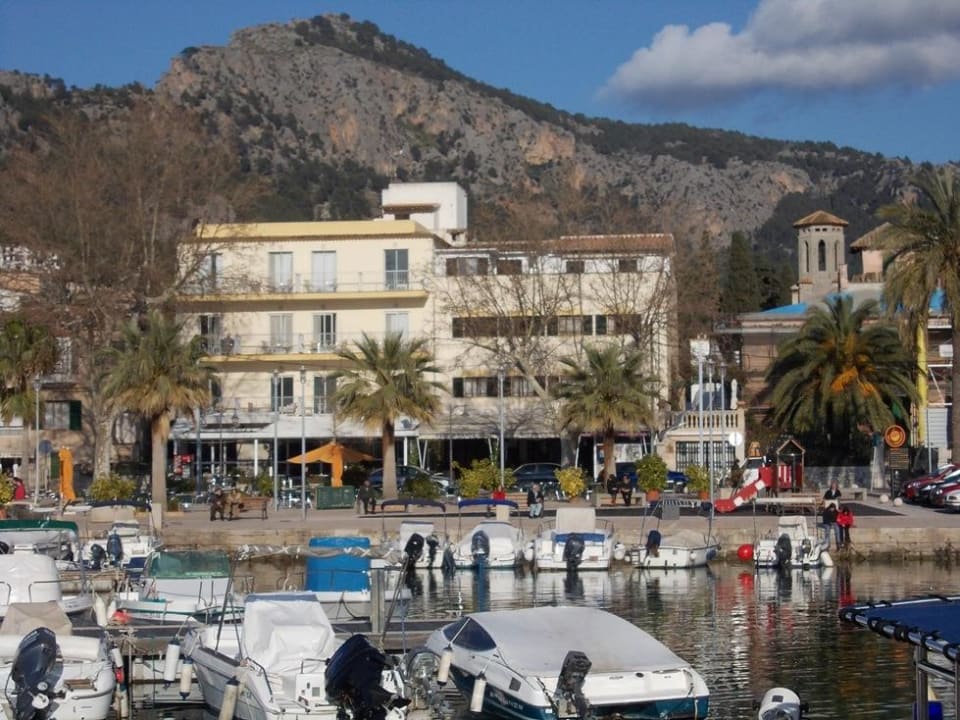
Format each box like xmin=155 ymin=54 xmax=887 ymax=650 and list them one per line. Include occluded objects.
xmin=305 ymin=537 xmax=371 ymax=593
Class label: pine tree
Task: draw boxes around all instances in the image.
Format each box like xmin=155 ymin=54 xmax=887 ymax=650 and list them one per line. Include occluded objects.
xmin=720 ymin=232 xmax=761 ymax=314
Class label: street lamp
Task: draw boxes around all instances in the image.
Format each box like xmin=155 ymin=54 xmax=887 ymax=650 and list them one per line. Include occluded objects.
xmin=195 ymin=408 xmax=202 ymax=494
xmin=230 ymin=405 xmax=239 ymax=480
xmin=33 ymin=376 xmax=41 ymax=503
xmin=497 ymin=364 xmax=506 ymax=490
xmin=448 ymin=404 xmax=466 ymax=488
xmin=299 ymin=366 xmax=307 ymax=520
xmin=707 ymin=359 xmax=715 ymax=487
xmin=272 ymin=369 xmax=279 ymax=511
xmin=217 ymin=407 xmax=224 ymax=482
xmin=719 ymin=361 xmax=727 ymax=465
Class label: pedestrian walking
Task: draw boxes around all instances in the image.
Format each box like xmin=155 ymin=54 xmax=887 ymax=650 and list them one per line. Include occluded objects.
xmin=357 ymin=479 xmax=376 ymax=515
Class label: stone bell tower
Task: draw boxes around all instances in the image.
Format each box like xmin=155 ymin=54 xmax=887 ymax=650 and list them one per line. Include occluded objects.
xmin=794 ymin=210 xmax=848 ymax=304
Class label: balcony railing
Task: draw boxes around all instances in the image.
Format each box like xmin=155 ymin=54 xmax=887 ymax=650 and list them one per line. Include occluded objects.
xmin=181 ymin=272 xmax=423 ymax=296
xmin=200 ymin=330 xmax=411 ymax=357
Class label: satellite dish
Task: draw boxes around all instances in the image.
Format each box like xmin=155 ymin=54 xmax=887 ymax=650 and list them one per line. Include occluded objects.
xmin=727 ymin=431 xmax=744 ymax=448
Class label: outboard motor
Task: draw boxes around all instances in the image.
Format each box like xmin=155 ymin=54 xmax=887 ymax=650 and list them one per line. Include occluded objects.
xmin=555 ymin=650 xmax=593 ymax=720
xmin=401 ymin=533 xmax=424 ymax=587
xmin=799 ymin=538 xmax=813 ymax=565
xmin=10 ymin=627 xmax=59 ymax=720
xmin=774 ymin=534 xmax=792 ymax=570
xmin=424 ymin=534 xmax=440 ymax=568
xmin=441 ymin=546 xmax=456 ymax=578
xmin=325 ymin=634 xmax=409 ymax=720
xmin=0 ymin=541 xmax=10 ymax=555
xmin=106 ymin=532 xmax=123 ymax=567
xmin=87 ymin=544 xmax=107 ymax=571
xmin=645 ymin=529 xmax=662 ymax=558
xmin=470 ymin=530 xmax=491 ymax=569
xmin=563 ymin=533 xmax=586 ymax=572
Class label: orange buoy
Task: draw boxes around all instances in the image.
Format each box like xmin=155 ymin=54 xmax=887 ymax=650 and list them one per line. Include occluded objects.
xmin=737 ymin=543 xmax=754 ymax=562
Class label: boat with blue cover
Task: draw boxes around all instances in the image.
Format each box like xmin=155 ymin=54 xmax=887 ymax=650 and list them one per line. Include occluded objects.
xmin=445 ymin=499 xmax=526 ymax=570
xmin=530 ymin=507 xmax=624 ymax=571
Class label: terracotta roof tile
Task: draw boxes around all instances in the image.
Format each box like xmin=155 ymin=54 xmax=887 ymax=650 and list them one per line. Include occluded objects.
xmin=793 ymin=210 xmax=848 ymax=228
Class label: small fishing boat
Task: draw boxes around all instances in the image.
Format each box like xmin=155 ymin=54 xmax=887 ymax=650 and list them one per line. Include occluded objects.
xmin=754 ymin=516 xmax=833 ymax=570
xmin=0 ymin=601 xmax=117 ymax=720
xmin=183 ymin=592 xmax=410 ymax=720
xmin=113 ymin=549 xmax=245 ymax=624
xmin=380 ymin=499 xmax=449 ymax=570
xmin=633 ymin=498 xmax=720 ymax=569
xmin=530 ymin=507 xmax=623 ymax=571
xmin=419 ymin=606 xmax=709 ymax=719
xmin=444 ymin=499 xmax=526 ymax=570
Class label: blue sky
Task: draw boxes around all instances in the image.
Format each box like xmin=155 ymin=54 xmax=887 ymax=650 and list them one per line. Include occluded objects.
xmin=2 ymin=0 xmax=959 ymax=162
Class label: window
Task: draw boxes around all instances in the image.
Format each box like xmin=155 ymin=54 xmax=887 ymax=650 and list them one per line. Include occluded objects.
xmin=199 ymin=315 xmax=223 ymax=353
xmin=198 ymin=253 xmax=222 ymax=291
xmin=385 ymin=249 xmax=408 ymax=289
xmin=311 ymin=251 xmax=336 ymax=291
xmin=565 ymin=259 xmax=585 ymax=274
xmin=313 ymin=313 xmax=337 ymax=350
xmin=385 ymin=311 xmax=408 ymax=338
xmin=557 ymin=316 xmax=589 ymax=336
xmin=595 ymin=315 xmax=608 ymax=335
xmin=314 ymin=375 xmax=337 ymax=414
xmin=817 ymin=240 xmax=826 ymax=272
xmin=269 ymin=252 xmax=293 ymax=292
xmin=43 ymin=400 xmax=82 ymax=431
xmin=446 ymin=257 xmax=489 ymax=276
xmin=618 ymin=258 xmax=637 ymax=273
xmin=269 ymin=314 xmax=293 ymax=351
xmin=496 ymin=259 xmax=522 ymax=275
xmin=270 ymin=376 xmax=294 ymax=410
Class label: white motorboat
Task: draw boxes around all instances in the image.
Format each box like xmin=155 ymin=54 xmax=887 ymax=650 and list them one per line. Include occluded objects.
xmin=380 ymin=499 xmax=449 ymax=570
xmin=445 ymin=499 xmax=526 ymax=570
xmin=754 ymin=516 xmax=834 ymax=570
xmin=113 ymin=549 xmax=245 ymax=624
xmin=80 ymin=518 xmax=159 ymax=577
xmin=419 ymin=606 xmax=709 ymax=719
xmin=756 ymin=687 xmax=807 ymax=719
xmin=0 ymin=520 xmax=95 ymax=619
xmin=530 ymin=508 xmax=624 ymax=571
xmin=183 ymin=592 xmax=409 ymax=720
xmin=633 ymin=499 xmax=720 ymax=569
xmin=0 ymin=601 xmax=117 ymax=720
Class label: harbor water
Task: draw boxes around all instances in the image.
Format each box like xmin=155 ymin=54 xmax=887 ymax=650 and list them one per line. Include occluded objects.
xmin=144 ymin=558 xmax=957 ymax=719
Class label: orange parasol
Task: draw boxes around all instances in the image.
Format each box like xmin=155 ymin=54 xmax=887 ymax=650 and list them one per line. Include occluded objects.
xmin=58 ymin=447 xmax=75 ymax=502
xmin=287 ymin=440 xmax=374 ymax=487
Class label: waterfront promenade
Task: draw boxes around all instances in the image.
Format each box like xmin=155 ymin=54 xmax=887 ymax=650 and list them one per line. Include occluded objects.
xmin=137 ymin=492 xmax=960 ymax=561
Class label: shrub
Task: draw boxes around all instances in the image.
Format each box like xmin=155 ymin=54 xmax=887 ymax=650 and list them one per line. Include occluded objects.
xmin=88 ymin=474 xmax=137 ymax=502
xmin=556 ymin=466 xmax=586 ymax=499
xmin=400 ymin=474 xmax=439 ymax=499
xmin=636 ymin=454 xmax=667 ymax=493
xmin=456 ymin=459 xmax=515 ymax=498
xmin=685 ymin=465 xmax=710 ymax=494
xmin=0 ymin=476 xmax=13 ymax=505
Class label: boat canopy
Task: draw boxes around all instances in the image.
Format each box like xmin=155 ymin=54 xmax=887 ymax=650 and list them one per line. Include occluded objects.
xmin=840 ymin=596 xmax=960 ymax=660
xmin=242 ymin=592 xmax=337 ymax=675
xmin=458 ymin=498 xmax=518 ymax=510
xmin=146 ymin=550 xmax=231 ymax=578
xmin=379 ymin=498 xmax=446 ymax=513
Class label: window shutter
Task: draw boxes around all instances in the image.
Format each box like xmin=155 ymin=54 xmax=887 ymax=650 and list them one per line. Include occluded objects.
xmin=69 ymin=400 xmax=82 ymax=431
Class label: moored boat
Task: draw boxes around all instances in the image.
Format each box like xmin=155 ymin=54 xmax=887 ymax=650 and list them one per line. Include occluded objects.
xmin=420 ymin=605 xmax=709 ymax=720
xmin=633 ymin=498 xmax=720 ymax=570
xmin=530 ymin=507 xmax=623 ymax=571
xmin=445 ymin=499 xmax=526 ymax=570
xmin=754 ymin=516 xmax=833 ymax=570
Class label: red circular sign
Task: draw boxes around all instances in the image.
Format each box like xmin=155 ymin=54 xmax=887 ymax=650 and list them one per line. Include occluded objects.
xmin=884 ymin=425 xmax=906 ymax=448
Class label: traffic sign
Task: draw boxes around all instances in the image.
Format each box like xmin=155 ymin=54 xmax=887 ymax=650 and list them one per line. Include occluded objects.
xmin=884 ymin=425 xmax=906 ymax=449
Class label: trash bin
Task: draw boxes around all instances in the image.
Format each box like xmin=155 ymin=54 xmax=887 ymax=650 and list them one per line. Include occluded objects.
xmin=305 ymin=537 xmax=370 ymax=592
xmin=315 ymin=486 xmax=356 ymax=509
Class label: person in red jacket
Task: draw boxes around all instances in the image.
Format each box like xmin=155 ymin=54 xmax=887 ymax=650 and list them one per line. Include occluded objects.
xmin=836 ymin=505 xmax=855 ymax=549
xmin=12 ymin=477 xmax=25 ymax=501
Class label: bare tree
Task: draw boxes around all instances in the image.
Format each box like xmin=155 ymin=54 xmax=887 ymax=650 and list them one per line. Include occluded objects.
xmin=0 ymin=99 xmax=256 ymax=477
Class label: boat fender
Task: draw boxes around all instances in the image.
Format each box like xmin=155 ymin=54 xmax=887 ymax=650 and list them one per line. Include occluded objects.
xmin=820 ymin=550 xmax=834 ymax=568
xmin=470 ymin=673 xmax=486 ymax=713
xmin=523 ymin=543 xmax=534 ymax=564
xmin=219 ymin=677 xmax=240 ymax=720
xmin=737 ymin=543 xmax=754 ymax=562
xmin=162 ymin=639 xmax=180 ymax=684
xmin=437 ymin=647 xmax=452 ymax=685
xmin=179 ymin=658 xmax=194 ymax=699
xmin=94 ymin=595 xmax=108 ymax=628
xmin=613 ymin=542 xmax=626 ymax=562
xmin=110 ymin=646 xmax=125 ymax=687
xmin=116 ymin=684 xmax=130 ymax=719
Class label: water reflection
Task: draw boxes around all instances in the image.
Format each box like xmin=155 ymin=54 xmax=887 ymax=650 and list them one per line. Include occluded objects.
xmin=164 ymin=559 xmax=959 ymax=720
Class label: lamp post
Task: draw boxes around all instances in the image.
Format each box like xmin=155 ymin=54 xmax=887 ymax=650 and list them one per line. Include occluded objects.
xmin=230 ymin=405 xmax=239 ymax=480
xmin=272 ymin=369 xmax=279 ymax=511
xmin=299 ymin=366 xmax=307 ymax=520
xmin=696 ymin=352 xmax=704 ymax=470
xmin=195 ymin=408 xmax=202 ymax=494
xmin=33 ymin=376 xmax=41 ymax=503
xmin=719 ymin=361 xmax=727 ymax=464
xmin=217 ymin=407 xmax=224 ymax=482
xmin=497 ymin=364 xmax=506 ymax=490
xmin=707 ymin=359 xmax=715 ymax=487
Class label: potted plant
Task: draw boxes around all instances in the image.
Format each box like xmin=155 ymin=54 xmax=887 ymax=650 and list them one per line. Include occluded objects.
xmin=685 ymin=465 xmax=711 ymax=499
xmin=555 ymin=466 xmax=587 ymax=502
xmin=636 ymin=454 xmax=667 ymax=502
xmin=0 ymin=476 xmax=12 ymax=518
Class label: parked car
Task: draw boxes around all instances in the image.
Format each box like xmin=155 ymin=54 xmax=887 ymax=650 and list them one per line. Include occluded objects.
xmin=944 ymin=487 xmax=960 ymax=513
xmin=667 ymin=470 xmax=689 ymax=494
xmin=902 ymin=465 xmax=959 ymax=503
xmin=509 ymin=462 xmax=562 ymax=492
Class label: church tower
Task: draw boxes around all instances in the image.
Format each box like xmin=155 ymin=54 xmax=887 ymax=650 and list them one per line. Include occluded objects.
xmin=793 ymin=210 xmax=848 ymax=303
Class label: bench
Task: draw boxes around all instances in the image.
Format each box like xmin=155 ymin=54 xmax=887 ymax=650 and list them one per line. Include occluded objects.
xmin=226 ymin=495 xmax=269 ymax=520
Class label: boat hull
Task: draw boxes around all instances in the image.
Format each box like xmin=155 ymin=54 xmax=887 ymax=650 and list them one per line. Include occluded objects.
xmin=634 ymin=542 xmax=719 ymax=569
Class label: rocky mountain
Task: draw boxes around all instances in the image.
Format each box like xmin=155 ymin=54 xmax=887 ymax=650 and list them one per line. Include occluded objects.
xmin=0 ymin=14 xmax=920 ymax=265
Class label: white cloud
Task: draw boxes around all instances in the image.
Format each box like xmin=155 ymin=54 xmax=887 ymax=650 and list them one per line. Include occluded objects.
xmin=601 ymin=0 xmax=960 ymax=110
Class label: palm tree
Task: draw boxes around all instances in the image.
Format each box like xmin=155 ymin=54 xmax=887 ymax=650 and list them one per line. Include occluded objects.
xmin=766 ymin=296 xmax=917 ymax=453
xmin=875 ymin=166 xmax=960 ymax=462
xmin=554 ymin=344 xmax=658 ymax=481
xmin=101 ymin=311 xmax=211 ymax=515
xmin=333 ymin=333 xmax=443 ymax=499
xmin=0 ymin=317 xmax=59 ymax=486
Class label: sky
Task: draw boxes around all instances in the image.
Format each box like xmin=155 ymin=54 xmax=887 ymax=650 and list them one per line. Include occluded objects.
xmin=1 ymin=0 xmax=959 ymax=163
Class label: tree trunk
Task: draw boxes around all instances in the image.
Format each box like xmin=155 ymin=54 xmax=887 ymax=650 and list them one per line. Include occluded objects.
xmin=602 ymin=430 xmax=616 ymax=481
xmin=560 ymin=428 xmax=579 ymax=468
xmin=381 ymin=421 xmax=398 ymax=498
xmin=92 ymin=415 xmax=113 ymax=480
xmin=151 ymin=414 xmax=170 ymax=525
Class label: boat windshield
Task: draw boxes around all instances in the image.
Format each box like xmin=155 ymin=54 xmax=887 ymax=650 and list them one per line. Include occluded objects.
xmin=442 ymin=617 xmax=496 ymax=652
xmin=147 ymin=551 xmax=230 ymax=577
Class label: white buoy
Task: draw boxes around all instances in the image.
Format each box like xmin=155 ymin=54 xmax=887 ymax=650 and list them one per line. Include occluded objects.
xmin=469 ymin=674 xmax=486 ymax=713
xmin=879 ymin=493 xmax=890 ymax=504
xmin=94 ymin=595 xmax=107 ymax=627
xmin=117 ymin=685 xmax=130 ymax=719
xmin=436 ymin=647 xmax=453 ymax=685
xmin=162 ymin=640 xmax=181 ymax=684
xmin=893 ymin=497 xmax=903 ymax=507
xmin=219 ymin=677 xmax=240 ymax=720
xmin=179 ymin=658 xmax=194 ymax=699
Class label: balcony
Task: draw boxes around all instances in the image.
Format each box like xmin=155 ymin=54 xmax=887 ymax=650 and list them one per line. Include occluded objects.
xmin=199 ymin=331 xmax=410 ymax=360
xmin=179 ymin=272 xmax=424 ymax=300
